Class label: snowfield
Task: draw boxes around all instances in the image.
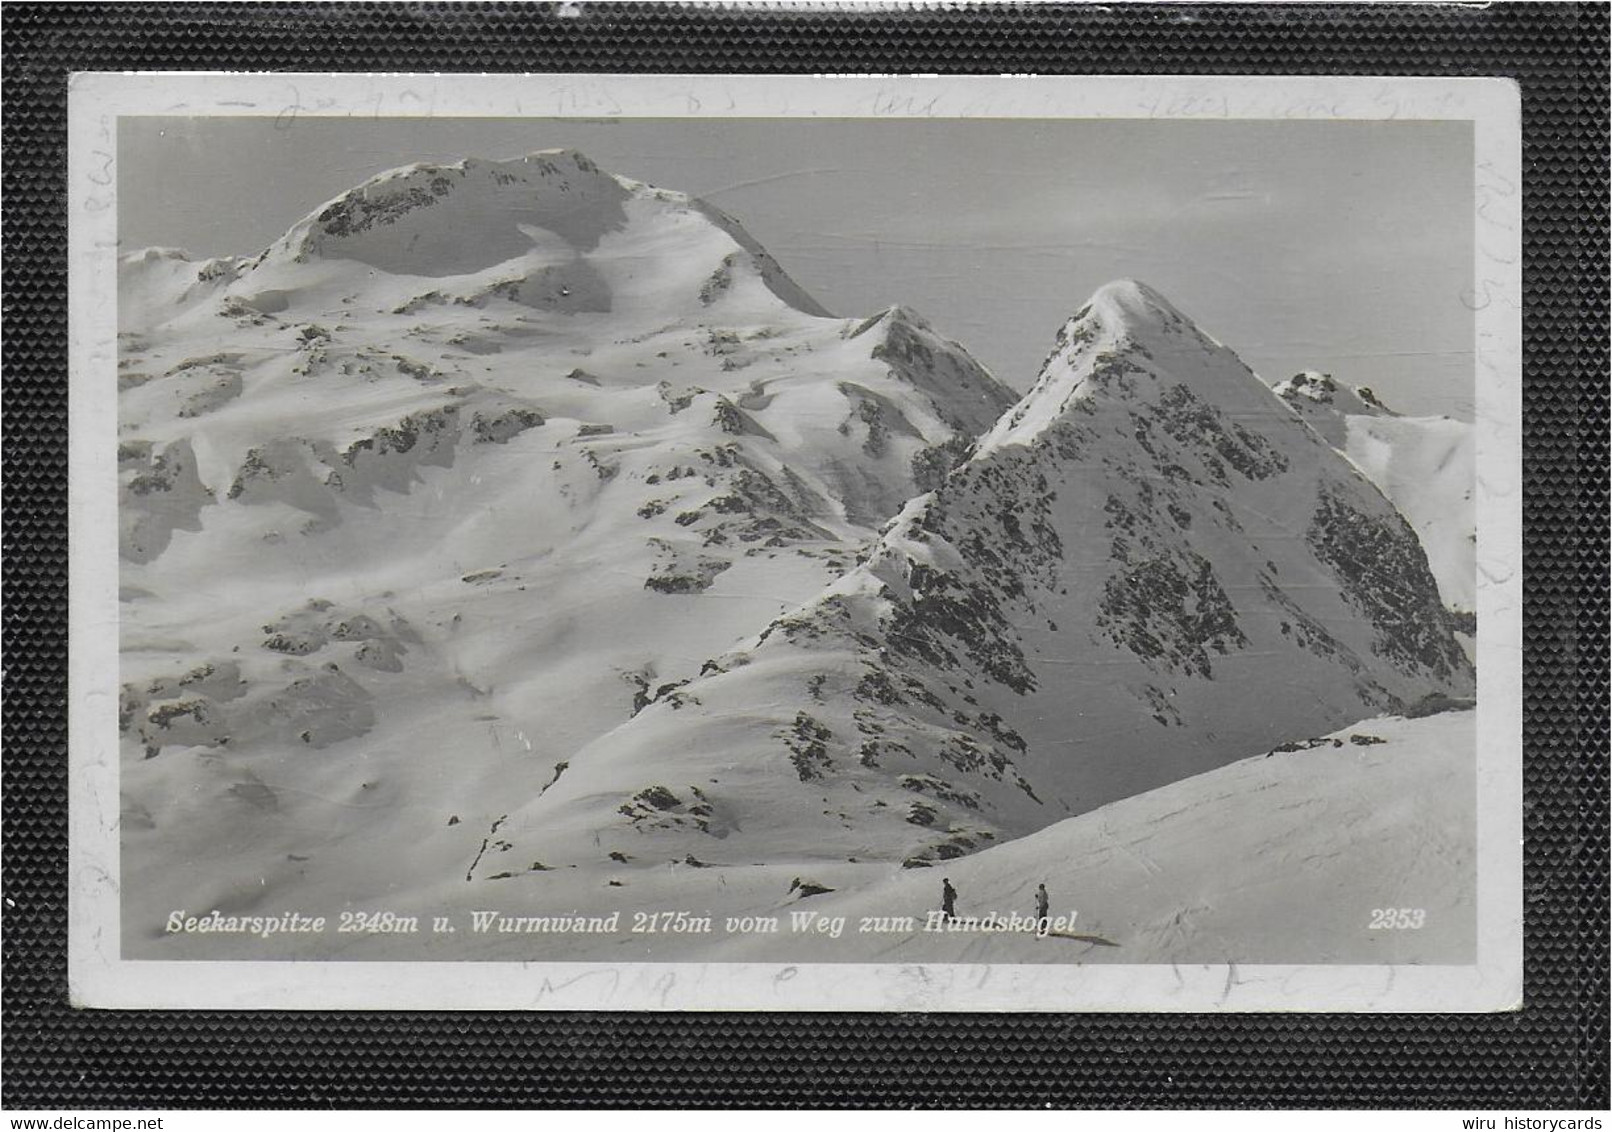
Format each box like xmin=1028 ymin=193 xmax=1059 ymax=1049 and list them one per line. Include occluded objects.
xmin=146 ymin=709 xmax=1475 ymax=965
xmin=117 ymin=152 xmax=1477 ymax=966
xmin=790 ymin=708 xmax=1476 ymax=966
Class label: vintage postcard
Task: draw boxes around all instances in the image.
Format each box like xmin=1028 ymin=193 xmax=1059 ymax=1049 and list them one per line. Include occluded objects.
xmin=67 ymin=73 xmax=1521 ymax=1011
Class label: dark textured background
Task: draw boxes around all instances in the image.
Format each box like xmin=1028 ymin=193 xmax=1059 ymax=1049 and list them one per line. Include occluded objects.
xmin=3 ymin=1 xmax=1606 ymax=1109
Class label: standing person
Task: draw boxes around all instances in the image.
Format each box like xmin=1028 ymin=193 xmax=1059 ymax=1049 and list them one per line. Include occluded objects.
xmin=1035 ymin=882 xmax=1050 ymax=936
xmin=941 ymin=877 xmax=957 ymax=921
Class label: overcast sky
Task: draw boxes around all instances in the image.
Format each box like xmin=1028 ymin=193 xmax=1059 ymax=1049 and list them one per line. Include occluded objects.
xmin=120 ymin=116 xmax=1474 ymax=417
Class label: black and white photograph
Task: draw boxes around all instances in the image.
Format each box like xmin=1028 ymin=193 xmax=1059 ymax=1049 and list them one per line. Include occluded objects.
xmin=67 ymin=73 xmax=1523 ymax=1011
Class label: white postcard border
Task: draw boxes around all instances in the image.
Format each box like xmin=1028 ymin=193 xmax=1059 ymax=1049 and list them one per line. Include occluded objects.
xmin=66 ymin=72 xmax=1523 ymax=1012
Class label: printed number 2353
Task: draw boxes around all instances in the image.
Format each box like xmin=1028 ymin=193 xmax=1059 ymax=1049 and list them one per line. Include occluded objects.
xmin=1368 ymin=908 xmax=1426 ymax=930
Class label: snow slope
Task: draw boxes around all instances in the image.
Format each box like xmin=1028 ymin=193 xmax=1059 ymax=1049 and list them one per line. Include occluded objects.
xmin=144 ymin=709 xmax=1475 ymax=966
xmin=726 ymin=707 xmax=1477 ymax=967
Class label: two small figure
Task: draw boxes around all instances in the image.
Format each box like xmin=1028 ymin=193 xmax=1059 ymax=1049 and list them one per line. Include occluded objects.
xmin=937 ymin=878 xmax=1052 ymax=936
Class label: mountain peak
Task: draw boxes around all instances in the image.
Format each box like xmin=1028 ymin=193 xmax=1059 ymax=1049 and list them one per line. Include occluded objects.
xmin=1275 ymin=371 xmax=1396 ymax=416
xmin=1058 ymin=278 xmax=1211 ymax=360
xmin=518 ymin=146 xmax=595 ymax=165
xmin=473 ymin=267 xmax=1472 ymax=872
xmin=273 ymin=149 xmax=634 ymax=274
xmin=1085 ymin=278 xmax=1188 ymax=331
xmin=978 ymin=279 xmax=1267 ymax=455
xmin=1273 ymin=371 xmax=1400 ymax=446
xmin=248 ymin=151 xmax=834 ymax=319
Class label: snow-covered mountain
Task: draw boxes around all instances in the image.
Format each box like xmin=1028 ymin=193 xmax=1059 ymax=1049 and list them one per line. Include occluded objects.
xmin=474 ymin=279 xmax=1473 ymax=885
xmin=1274 ymin=371 xmax=1475 ymax=616
xmin=117 ymin=151 xmax=1019 ymax=939
xmin=117 ymin=153 xmax=1473 ymax=963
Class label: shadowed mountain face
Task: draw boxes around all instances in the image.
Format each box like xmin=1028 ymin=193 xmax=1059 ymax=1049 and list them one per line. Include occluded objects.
xmin=1275 ymin=370 xmax=1476 ymax=618
xmin=116 ymin=155 xmax=1470 ymax=955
